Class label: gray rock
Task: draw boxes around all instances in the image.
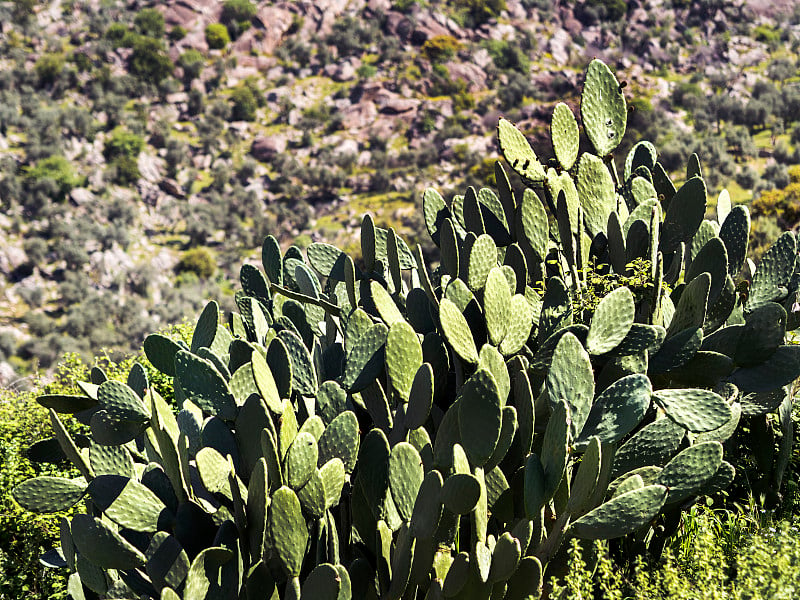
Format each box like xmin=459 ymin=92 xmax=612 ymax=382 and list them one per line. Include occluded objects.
xmin=251 ymin=136 xmax=288 ymax=162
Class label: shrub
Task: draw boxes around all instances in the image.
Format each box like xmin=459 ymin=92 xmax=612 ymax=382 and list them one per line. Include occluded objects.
xmin=230 ymin=85 xmax=257 ymax=121
xmin=11 ymin=59 xmax=800 ymax=600
xmin=134 ymin=7 xmax=165 ymax=38
xmin=129 ymin=35 xmax=173 ymax=84
xmin=484 ymin=39 xmax=530 ymax=74
xmin=178 ymin=49 xmax=205 ymax=84
xmin=34 ymin=53 xmax=66 ymax=86
xmin=169 ymin=25 xmax=187 ymax=41
xmin=454 ymin=0 xmax=507 ymax=25
xmin=422 ymin=34 xmax=461 ymax=63
xmin=103 ymin=126 xmax=144 ymax=162
xmin=105 ymin=22 xmax=128 ymax=43
xmin=205 ymin=23 xmax=230 ymax=50
xmin=221 ymin=0 xmax=256 ymax=39
xmin=176 ymin=247 xmax=217 ymax=279
xmin=25 ymin=155 xmax=84 ymax=201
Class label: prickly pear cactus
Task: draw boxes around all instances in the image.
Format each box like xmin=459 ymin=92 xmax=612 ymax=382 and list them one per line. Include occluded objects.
xmin=14 ymin=59 xmax=800 ymax=600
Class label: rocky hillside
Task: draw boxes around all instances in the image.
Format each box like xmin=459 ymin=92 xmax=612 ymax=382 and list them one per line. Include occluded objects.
xmin=1 ymin=0 xmax=799 ymax=385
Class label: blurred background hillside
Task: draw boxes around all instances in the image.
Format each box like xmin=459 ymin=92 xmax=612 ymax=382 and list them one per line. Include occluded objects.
xmin=2 ymin=0 xmax=800 ymax=385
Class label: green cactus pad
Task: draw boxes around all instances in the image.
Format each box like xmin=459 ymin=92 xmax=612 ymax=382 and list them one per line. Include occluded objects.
xmin=466 ymin=234 xmax=497 ymax=291
xmin=748 ymin=232 xmax=797 ymax=309
xmin=548 ymin=332 xmax=594 ymax=439
xmin=686 ymin=237 xmax=728 ymax=303
xmin=649 ymin=326 xmax=702 ymax=374
xmin=586 ymin=287 xmax=635 ymax=355
xmin=319 ymin=458 xmax=345 ymax=510
xmin=410 ymin=470 xmax=443 ymax=539
xmin=523 ymin=453 xmax=546 ymax=518
xmin=576 ymin=152 xmax=616 ymax=236
xmin=718 ymin=205 xmax=750 ymax=276
xmin=277 ymin=330 xmax=318 ymax=396
xmin=89 ymin=443 xmax=133 ymax=478
xmin=318 ymin=411 xmax=359 ymax=473
xmin=542 ymin=400 xmax=569 ymax=501
xmin=653 ymin=388 xmax=732 ymax=432
xmin=734 ymin=303 xmax=786 ymax=367
xmin=358 ymin=429 xmax=391 ymax=518
xmin=386 ymin=322 xmax=423 ymax=402
xmin=660 ymin=177 xmax=707 ymax=253
xmin=577 ymin=374 xmax=651 ymax=446
xmin=441 ymin=473 xmax=482 ymax=514
xmin=97 ymin=379 xmax=149 ymax=423
xmin=270 ymin=486 xmax=308 ymax=578
xmin=175 ymin=350 xmax=236 ymax=421
xmin=343 ymin=322 xmax=388 ymax=392
xmin=301 ymin=563 xmax=341 ymax=600
xmin=485 ymin=406 xmax=517 ymax=471
xmin=612 ymin=417 xmax=686 ymax=478
xmin=567 ymin=436 xmax=602 ymax=516
xmin=183 ymin=546 xmax=237 ymax=600
xmin=296 ymin=468 xmax=326 ymax=518
xmin=458 ymin=369 xmax=503 ymax=467
xmin=146 ymin=532 xmax=190 ymax=592
xmin=389 ymin=442 xmax=425 ymax=522
xmin=286 ymin=432 xmax=319 ymax=490
xmin=581 ymin=59 xmax=626 ymax=157
xmin=740 ymin=388 xmax=787 ymax=417
xmin=438 ymin=297 xmax=479 ymax=364
xmin=12 ymin=476 xmax=87 ymax=513
xmin=729 ymin=345 xmax=800 ymax=393
xmin=36 ymin=394 xmax=98 ymax=414
xmin=70 ymin=513 xmax=146 ymax=570
xmin=484 ymin=267 xmax=512 ymax=346
xmin=497 ymin=118 xmax=546 ymax=184
xmin=143 ymin=334 xmax=184 ymax=377
xmin=405 ymin=363 xmax=434 ymax=430
xmin=251 ymin=350 xmax=283 ymax=414
xmin=657 ymin=441 xmax=723 ymax=503
xmin=87 ymin=474 xmax=170 ymax=532
xmin=487 ymin=532 xmax=522 ymax=584
xmin=498 ymin=295 xmax=533 ymax=357
xmin=571 ymin=484 xmax=668 ymax=539
xmin=520 ymin=188 xmax=549 ymax=262
xmin=505 ymin=556 xmax=542 ymax=600
xmin=423 ymin=188 xmax=450 ymax=245
xmin=667 ymin=273 xmax=710 ymax=336
xmin=551 ymin=102 xmax=580 ymax=171
xmin=370 ymin=280 xmax=405 ymax=327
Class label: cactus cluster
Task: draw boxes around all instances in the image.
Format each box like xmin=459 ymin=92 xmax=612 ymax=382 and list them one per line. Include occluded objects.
xmin=14 ymin=59 xmax=800 ymax=599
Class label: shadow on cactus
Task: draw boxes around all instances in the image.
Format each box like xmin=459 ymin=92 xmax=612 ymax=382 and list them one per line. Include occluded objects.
xmin=12 ymin=59 xmax=800 ymax=599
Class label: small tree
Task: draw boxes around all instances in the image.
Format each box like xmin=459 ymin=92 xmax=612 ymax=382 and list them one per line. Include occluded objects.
xmin=133 ymin=8 xmax=165 ymax=38
xmin=205 ymin=23 xmax=230 ymax=50
xmin=230 ymin=85 xmax=257 ymax=121
xmin=129 ymin=36 xmax=173 ymax=84
xmin=221 ymin=0 xmax=256 ymax=39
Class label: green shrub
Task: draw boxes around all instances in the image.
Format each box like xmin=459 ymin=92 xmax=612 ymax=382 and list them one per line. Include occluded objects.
xmin=169 ymin=25 xmax=187 ymax=41
xmin=178 ymin=49 xmax=205 ymax=83
xmin=230 ymin=85 xmax=257 ymax=121
xmin=129 ymin=35 xmax=173 ymax=84
xmin=484 ymin=39 xmax=530 ymax=74
xmin=34 ymin=53 xmax=66 ymax=86
xmin=205 ymin=23 xmax=230 ymax=50
xmin=25 ymin=155 xmax=85 ymax=201
xmin=221 ymin=0 xmax=256 ymax=39
xmin=105 ymin=22 xmax=128 ymax=43
xmin=109 ymin=155 xmax=141 ymax=186
xmin=175 ymin=247 xmax=217 ymax=279
xmin=454 ymin=0 xmax=506 ymax=25
xmin=421 ymin=34 xmax=461 ymax=63
xmin=103 ymin=127 xmax=144 ymax=162
xmin=134 ymin=7 xmax=165 ymax=38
